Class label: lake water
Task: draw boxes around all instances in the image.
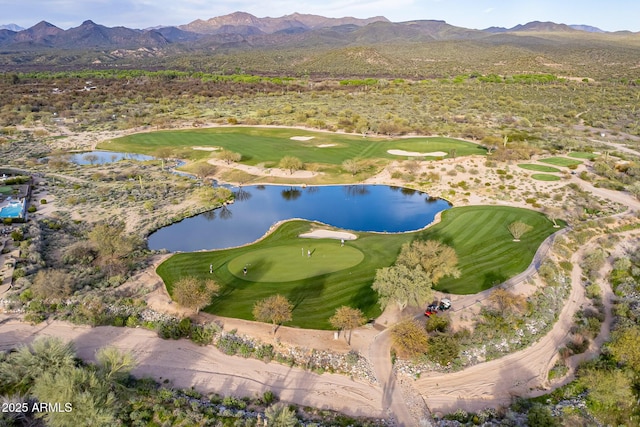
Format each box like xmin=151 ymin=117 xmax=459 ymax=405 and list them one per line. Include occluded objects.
xmin=69 ymin=151 xmax=155 ymax=165
xmin=147 ymin=185 xmax=450 ymax=252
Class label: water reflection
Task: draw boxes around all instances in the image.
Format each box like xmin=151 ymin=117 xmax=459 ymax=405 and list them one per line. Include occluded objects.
xmin=281 ymin=187 xmax=302 ymax=201
xmin=148 ymin=184 xmax=451 ymax=252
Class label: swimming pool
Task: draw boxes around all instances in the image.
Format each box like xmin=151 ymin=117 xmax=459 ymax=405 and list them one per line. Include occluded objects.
xmin=0 ymin=201 xmax=25 ymax=218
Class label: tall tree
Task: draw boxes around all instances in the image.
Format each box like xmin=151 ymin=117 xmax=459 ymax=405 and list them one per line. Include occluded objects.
xmin=279 ymin=156 xmax=303 ymax=174
xmin=218 ymin=149 xmax=242 ymax=164
xmin=342 ymin=158 xmax=363 ymax=176
xmin=372 ymin=264 xmax=433 ymax=311
xmin=190 ymin=161 xmax=217 ymax=180
xmin=329 ymin=306 xmax=366 ymax=345
xmin=172 ymin=276 xmax=219 ymax=313
xmin=543 ymin=206 xmax=563 ymax=228
xmin=395 ymin=240 xmax=460 ymax=284
xmin=508 ymin=221 xmax=533 ymax=241
xmin=87 ymin=221 xmax=142 ymax=276
xmin=252 ymin=295 xmax=293 ymax=334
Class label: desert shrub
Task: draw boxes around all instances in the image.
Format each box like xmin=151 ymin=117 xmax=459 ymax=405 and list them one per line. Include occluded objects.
xmin=216 ymin=331 xmax=243 ymax=355
xmin=425 ymin=315 xmax=450 ymax=333
xmin=255 ymin=344 xmax=275 ymax=362
xmin=427 ymin=334 xmax=460 ymax=366
xmin=156 ymin=319 xmax=187 ymax=340
xmin=190 ymin=323 xmax=219 ymax=346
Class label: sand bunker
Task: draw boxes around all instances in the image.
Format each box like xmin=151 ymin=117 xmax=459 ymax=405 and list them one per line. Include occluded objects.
xmin=192 ymin=146 xmax=220 ymax=151
xmin=317 ymin=144 xmax=337 ymax=148
xmin=387 ymin=149 xmax=448 ymax=157
xmin=291 ymin=136 xmax=315 ymax=141
xmin=299 ymin=229 xmax=357 ymax=240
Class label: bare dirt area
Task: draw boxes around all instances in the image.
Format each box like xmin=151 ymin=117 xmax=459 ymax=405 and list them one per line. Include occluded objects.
xmin=0 ymin=316 xmax=387 ymax=420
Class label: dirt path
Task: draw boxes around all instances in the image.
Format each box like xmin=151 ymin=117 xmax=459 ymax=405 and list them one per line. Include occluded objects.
xmin=0 ymin=317 xmax=387 ymax=420
xmin=415 ymin=230 xmax=638 ymax=413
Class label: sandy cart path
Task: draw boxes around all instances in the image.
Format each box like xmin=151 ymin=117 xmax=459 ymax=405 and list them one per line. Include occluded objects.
xmin=0 ymin=318 xmax=386 ymax=419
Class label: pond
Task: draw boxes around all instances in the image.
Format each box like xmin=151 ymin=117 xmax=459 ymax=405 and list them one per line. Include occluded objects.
xmin=147 ymin=185 xmax=450 ymax=252
xmin=69 ymin=151 xmax=155 ymax=165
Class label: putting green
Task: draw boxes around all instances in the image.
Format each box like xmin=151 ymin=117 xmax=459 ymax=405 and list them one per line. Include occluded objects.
xmin=228 ymin=242 xmax=364 ymax=282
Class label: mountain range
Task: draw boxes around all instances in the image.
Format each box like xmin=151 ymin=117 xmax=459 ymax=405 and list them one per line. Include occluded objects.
xmin=0 ymin=11 xmax=628 ymax=51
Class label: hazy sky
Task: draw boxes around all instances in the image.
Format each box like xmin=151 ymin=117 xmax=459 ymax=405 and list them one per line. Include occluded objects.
xmin=2 ymin=0 xmax=639 ymax=32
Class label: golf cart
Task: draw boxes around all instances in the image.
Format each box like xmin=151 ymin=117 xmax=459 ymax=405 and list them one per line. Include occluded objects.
xmin=438 ymin=298 xmax=452 ymax=311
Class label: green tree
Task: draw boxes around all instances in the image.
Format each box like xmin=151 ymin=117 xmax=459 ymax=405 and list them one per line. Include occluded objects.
xmin=608 ymin=326 xmax=640 ymax=371
xmin=32 ymin=366 xmax=117 ymax=427
xmin=252 ymin=295 xmax=293 ymax=334
xmin=279 ymin=156 xmax=303 ymax=174
xmin=578 ymin=367 xmax=636 ymax=426
xmin=329 ymin=306 xmax=366 ymax=345
xmin=172 ymin=276 xmax=219 ymax=313
xmin=218 ymin=149 xmax=242 ymax=164
xmin=508 ymin=221 xmax=533 ymax=241
xmin=87 ymin=222 xmax=142 ymax=276
xmin=372 ymin=264 xmax=433 ymax=311
xmin=543 ymin=206 xmax=563 ymax=228
xmin=342 ymin=158 xmax=363 ymax=176
xmin=190 ymin=161 xmax=217 ymax=180
xmin=391 ymin=320 xmax=429 ymax=358
xmin=30 ymin=269 xmax=73 ymax=301
xmin=395 ymin=240 xmax=460 ymax=284
xmin=95 ymin=346 xmax=136 ymax=382
xmin=264 ymin=403 xmax=298 ymax=427
xmin=0 ymin=337 xmax=75 ymax=395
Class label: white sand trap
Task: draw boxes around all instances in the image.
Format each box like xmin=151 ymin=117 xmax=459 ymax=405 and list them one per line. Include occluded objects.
xmin=387 ymin=149 xmax=448 ymax=157
xmin=290 ymin=136 xmax=315 ymax=141
xmin=299 ymin=229 xmax=357 ymax=240
xmin=192 ymin=146 xmax=220 ymax=151
xmin=317 ymin=144 xmax=337 ymax=148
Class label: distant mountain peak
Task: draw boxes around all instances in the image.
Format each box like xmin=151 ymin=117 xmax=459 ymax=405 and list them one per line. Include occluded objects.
xmin=0 ymin=23 xmax=24 ymax=31
xmin=569 ymin=24 xmax=605 ymax=33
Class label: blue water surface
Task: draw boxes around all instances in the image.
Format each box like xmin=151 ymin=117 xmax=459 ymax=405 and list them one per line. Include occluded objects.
xmin=147 ymin=185 xmax=450 ymax=252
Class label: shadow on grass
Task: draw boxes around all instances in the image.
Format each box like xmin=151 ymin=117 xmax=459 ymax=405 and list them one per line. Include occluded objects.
xmin=289 ymin=276 xmax=326 ymax=310
xmin=483 ymin=271 xmax=507 ymax=289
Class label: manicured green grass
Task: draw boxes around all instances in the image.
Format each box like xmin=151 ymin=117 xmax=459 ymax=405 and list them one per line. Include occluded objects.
xmin=531 ymin=174 xmax=562 ymax=182
xmin=0 ymin=186 xmax=12 ymax=195
xmin=568 ymin=151 xmax=598 ymax=160
xmin=227 ymin=243 xmax=364 ymax=282
xmin=538 ymin=157 xmax=583 ymax=167
xmin=99 ymin=127 xmax=486 ymax=166
xmin=157 ymin=221 xmax=412 ymax=329
xmin=157 ymin=206 xmax=560 ymax=328
xmin=419 ymin=206 xmax=560 ymax=295
xmin=518 ymin=164 xmax=561 ymax=173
